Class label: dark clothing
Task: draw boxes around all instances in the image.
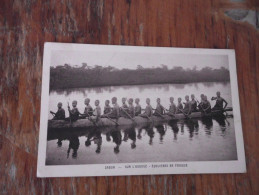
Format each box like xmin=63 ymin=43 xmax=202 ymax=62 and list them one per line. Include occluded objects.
xmin=153 ymin=104 xmax=165 ymax=116
xmin=176 ymin=103 xmax=183 ymax=114
xmin=84 ymin=105 xmax=93 ymax=116
xmin=201 ymin=100 xmax=211 ymax=114
xmin=212 ymin=97 xmax=226 ymax=111
xmin=190 ymin=100 xmax=198 ymax=112
xmin=69 ymin=107 xmax=80 ymax=122
xmin=103 ymin=105 xmax=112 ymax=114
xmin=52 ymin=108 xmax=65 ymax=120
xmin=135 ymin=105 xmax=141 ymax=116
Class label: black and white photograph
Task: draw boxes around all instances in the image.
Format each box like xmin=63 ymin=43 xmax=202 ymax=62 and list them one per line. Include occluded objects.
xmin=37 ymin=43 xmax=246 ymax=177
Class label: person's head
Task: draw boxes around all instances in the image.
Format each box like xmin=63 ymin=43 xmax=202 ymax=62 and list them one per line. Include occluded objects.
xmin=96 ymin=147 xmax=101 ymax=154
xmin=156 ymin=98 xmax=161 ymax=104
xmin=216 ymin=91 xmax=221 ymax=97
xmin=135 ymin=98 xmax=140 ymax=104
xmin=191 ymin=94 xmax=195 ymax=100
xmin=178 ymin=97 xmax=182 ymax=103
xmin=146 ymin=98 xmax=150 ymax=104
xmin=170 ymin=97 xmax=174 ymax=103
xmin=128 ymin=98 xmax=133 ymax=105
xmin=106 ymin=134 xmax=111 ymax=142
xmin=85 ymin=140 xmax=91 ymax=147
xmin=122 ymin=97 xmax=127 ymax=104
xmin=57 ymin=139 xmax=62 ymax=147
xmin=131 ymin=142 xmax=136 ymax=149
xmin=84 ymin=98 xmax=90 ymax=105
xmin=185 ymin=95 xmax=189 ymax=101
xmin=114 ymin=145 xmax=120 ymax=154
xmin=95 ymin=100 xmax=100 ymax=106
xmin=105 ymin=100 xmax=110 ymax=106
xmin=111 ymin=97 xmax=117 ymax=104
xmin=204 ymin=95 xmax=208 ymax=101
xmin=200 ymin=94 xmax=205 ymax=100
xmin=57 ymin=102 xmax=62 ymax=109
xmin=72 ymin=100 xmax=77 ymax=107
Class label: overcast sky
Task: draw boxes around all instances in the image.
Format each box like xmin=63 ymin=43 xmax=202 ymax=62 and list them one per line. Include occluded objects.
xmin=51 ymin=50 xmax=229 ymax=70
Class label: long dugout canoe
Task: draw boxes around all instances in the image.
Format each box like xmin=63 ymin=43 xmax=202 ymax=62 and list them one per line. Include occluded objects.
xmin=48 ymin=108 xmax=233 ymax=129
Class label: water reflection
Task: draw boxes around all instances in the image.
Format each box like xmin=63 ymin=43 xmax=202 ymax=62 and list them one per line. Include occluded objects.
xmin=47 ymin=114 xmax=238 ymax=164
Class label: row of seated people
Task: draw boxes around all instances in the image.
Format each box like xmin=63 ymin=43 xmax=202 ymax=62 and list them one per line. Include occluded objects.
xmin=50 ymin=91 xmax=228 ymax=122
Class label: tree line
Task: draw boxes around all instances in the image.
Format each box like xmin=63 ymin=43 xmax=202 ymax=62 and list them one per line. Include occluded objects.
xmin=49 ymin=63 xmax=230 ymax=90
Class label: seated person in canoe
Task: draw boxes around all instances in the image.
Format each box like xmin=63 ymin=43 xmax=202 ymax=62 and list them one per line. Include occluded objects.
xmin=50 ymin=102 xmax=65 ymax=120
xmin=165 ymin=97 xmax=176 ymax=116
xmin=176 ymin=97 xmax=183 ymax=114
xmin=198 ymin=94 xmax=205 ymax=111
xmin=182 ymin=95 xmax=192 ymax=115
xmin=153 ymin=98 xmax=165 ymax=117
xmin=103 ymin=100 xmax=112 ymax=114
xmin=67 ymin=100 xmax=80 ymax=122
xmin=127 ymin=98 xmax=135 ymax=118
xmin=102 ymin=97 xmax=120 ymax=119
xmin=211 ymin=91 xmax=228 ymax=111
xmin=190 ymin=94 xmax=198 ymax=112
xmin=120 ymin=97 xmax=129 ymax=118
xmin=134 ymin=98 xmax=142 ymax=116
xmin=139 ymin=98 xmax=153 ymax=118
xmin=200 ymin=95 xmax=211 ymax=114
xmin=83 ymin=98 xmax=93 ymax=117
xmin=89 ymin=100 xmax=101 ymax=124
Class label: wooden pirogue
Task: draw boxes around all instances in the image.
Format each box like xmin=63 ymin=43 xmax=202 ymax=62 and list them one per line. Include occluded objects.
xmin=48 ymin=108 xmax=233 ymax=129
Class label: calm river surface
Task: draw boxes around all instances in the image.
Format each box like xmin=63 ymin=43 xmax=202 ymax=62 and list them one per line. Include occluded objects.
xmin=46 ymin=82 xmax=237 ymax=165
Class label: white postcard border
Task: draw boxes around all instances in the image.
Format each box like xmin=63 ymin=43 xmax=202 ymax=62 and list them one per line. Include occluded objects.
xmin=37 ymin=43 xmax=246 ymax=177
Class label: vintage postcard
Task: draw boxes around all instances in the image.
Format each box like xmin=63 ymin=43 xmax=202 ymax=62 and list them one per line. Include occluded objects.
xmin=37 ymin=43 xmax=246 ymax=177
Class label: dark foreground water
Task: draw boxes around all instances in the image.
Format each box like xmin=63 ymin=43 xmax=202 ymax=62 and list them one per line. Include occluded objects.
xmin=46 ymin=82 xmax=237 ymax=165
xmin=46 ymin=116 xmax=237 ymax=165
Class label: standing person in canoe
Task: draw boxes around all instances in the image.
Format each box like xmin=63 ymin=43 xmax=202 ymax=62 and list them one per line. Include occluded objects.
xmin=176 ymin=97 xmax=183 ymax=114
xmin=201 ymin=95 xmax=211 ymax=114
xmin=67 ymin=100 xmax=80 ymax=122
xmin=89 ymin=100 xmax=101 ymax=124
xmin=127 ymin=98 xmax=135 ymax=118
xmin=166 ymin=97 xmax=176 ymax=116
xmin=102 ymin=97 xmax=120 ymax=119
xmin=190 ymin=94 xmax=198 ymax=112
xmin=153 ymin=98 xmax=165 ymax=117
xmin=83 ymin=98 xmax=93 ymax=117
xmin=120 ymin=97 xmax=129 ymax=118
xmin=139 ymin=98 xmax=153 ymax=118
xmin=182 ymin=95 xmax=192 ymax=115
xmin=50 ymin=102 xmax=65 ymax=120
xmin=134 ymin=98 xmax=142 ymax=116
xmin=211 ymin=91 xmax=228 ymax=111
xmin=103 ymin=100 xmax=112 ymax=114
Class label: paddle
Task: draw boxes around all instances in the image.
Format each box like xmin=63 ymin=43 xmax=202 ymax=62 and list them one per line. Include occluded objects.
xmin=105 ymin=115 xmax=119 ymax=126
xmin=165 ymin=108 xmax=175 ymax=118
xmin=85 ymin=110 xmax=98 ymax=127
xmin=67 ymin=102 xmax=71 ymax=124
xmin=50 ymin=111 xmax=55 ymax=116
xmin=120 ymin=107 xmax=136 ymax=124
xmin=177 ymin=108 xmax=191 ymax=119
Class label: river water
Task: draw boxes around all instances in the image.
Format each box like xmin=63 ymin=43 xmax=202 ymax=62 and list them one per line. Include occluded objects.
xmin=46 ymin=82 xmax=237 ymax=165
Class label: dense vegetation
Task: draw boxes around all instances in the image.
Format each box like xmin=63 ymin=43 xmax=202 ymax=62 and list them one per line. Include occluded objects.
xmin=49 ymin=64 xmax=230 ymax=90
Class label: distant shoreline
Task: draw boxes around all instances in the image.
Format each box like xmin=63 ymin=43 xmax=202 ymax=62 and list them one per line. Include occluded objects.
xmin=49 ymin=64 xmax=230 ymax=90
xmin=50 ymin=80 xmax=230 ymax=91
